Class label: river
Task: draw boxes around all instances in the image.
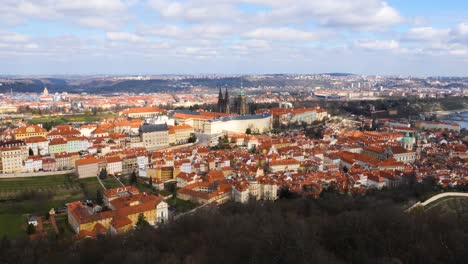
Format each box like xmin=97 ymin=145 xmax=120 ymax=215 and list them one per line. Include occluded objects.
xmin=443 ymin=111 xmax=468 ymax=129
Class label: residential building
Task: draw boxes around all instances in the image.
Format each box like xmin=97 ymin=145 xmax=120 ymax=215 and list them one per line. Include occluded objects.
xmin=67 ymin=187 xmax=168 ymax=237
xmin=24 ymin=136 xmax=49 ymax=156
xmin=140 ymin=123 xmax=169 ymax=151
xmin=0 ymin=147 xmax=23 ymax=173
xmin=14 ymin=125 xmax=48 ymax=140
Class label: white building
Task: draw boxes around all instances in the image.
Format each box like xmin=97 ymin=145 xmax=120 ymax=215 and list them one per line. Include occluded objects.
xmin=203 ymin=113 xmax=272 ymax=135
xmin=24 ymin=136 xmax=49 ymax=156
xmin=106 ymin=156 xmax=123 ymax=175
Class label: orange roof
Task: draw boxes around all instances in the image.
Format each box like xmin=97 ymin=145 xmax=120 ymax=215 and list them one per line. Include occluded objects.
xmin=173 ymin=124 xmax=194 ymax=130
xmin=270 ymin=158 xmax=300 ymax=166
xmin=15 ymin=125 xmax=47 ymax=134
xmin=68 ymin=193 xmax=162 ymax=226
xmin=103 ymin=186 xmax=140 ymax=198
xmin=76 ymin=157 xmax=106 ymax=166
xmin=124 ymin=107 xmax=165 ymax=114
xmin=106 ymin=156 xmax=121 ymax=163
xmin=24 ymin=136 xmax=48 ymax=143
xmin=92 ymin=127 xmax=108 ymax=134
xmin=48 ymin=125 xmax=81 ymax=137
xmin=111 ymin=215 xmax=132 ymax=228
xmin=49 ymin=137 xmax=67 ymax=145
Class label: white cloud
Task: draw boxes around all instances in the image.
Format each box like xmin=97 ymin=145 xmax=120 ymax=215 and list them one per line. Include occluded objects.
xmin=142 ymin=24 xmax=233 ymax=39
xmin=402 ymin=22 xmax=468 ymax=57
xmin=356 ymin=39 xmax=400 ymax=51
xmin=149 ymin=0 xmax=240 ymax=22
xmin=106 ymin=32 xmax=147 ymax=42
xmin=0 ymin=31 xmax=31 ymax=43
xmin=0 ymin=0 xmax=132 ymax=30
xmin=149 ymin=0 xmax=402 ymax=29
xmin=405 ymin=27 xmax=450 ymax=41
xmin=1 ymin=0 xmax=467 ymax=75
xmin=243 ymin=27 xmax=331 ymax=41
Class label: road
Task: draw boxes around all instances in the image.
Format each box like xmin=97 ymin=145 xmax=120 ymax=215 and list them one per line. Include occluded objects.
xmin=194 ymin=132 xmax=211 ymax=147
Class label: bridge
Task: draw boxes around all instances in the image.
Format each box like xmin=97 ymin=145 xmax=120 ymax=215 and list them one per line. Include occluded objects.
xmin=406 ymin=192 xmax=468 ymax=212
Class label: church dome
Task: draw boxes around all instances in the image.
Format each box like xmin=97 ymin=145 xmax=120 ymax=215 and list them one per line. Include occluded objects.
xmin=401 ymin=132 xmax=413 ymax=144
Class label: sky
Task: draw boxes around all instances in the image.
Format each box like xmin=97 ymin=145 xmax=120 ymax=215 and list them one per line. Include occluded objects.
xmin=1 ymin=0 xmax=468 ymax=76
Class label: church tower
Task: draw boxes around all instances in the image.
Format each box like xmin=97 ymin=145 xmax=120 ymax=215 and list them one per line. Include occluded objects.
xmin=401 ymin=133 xmax=414 ymax=150
xmin=224 ymin=87 xmax=230 ymax=114
xmin=43 ymin=87 xmax=49 ymax=96
xmin=217 ymin=88 xmax=225 ymax=113
xmin=238 ymin=79 xmax=248 ymax=115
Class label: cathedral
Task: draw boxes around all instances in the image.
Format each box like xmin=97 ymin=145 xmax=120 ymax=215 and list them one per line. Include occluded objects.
xmin=217 ymin=88 xmax=230 ymax=114
xmin=217 ymin=85 xmax=249 ymax=115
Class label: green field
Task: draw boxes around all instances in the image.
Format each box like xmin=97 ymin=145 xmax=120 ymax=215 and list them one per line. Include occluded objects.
xmin=101 ymin=177 xmax=123 ymax=189
xmin=167 ymin=197 xmax=198 ymax=213
xmin=30 ymin=112 xmax=117 ymax=125
xmin=0 ymin=175 xmax=199 ymax=237
xmin=0 ymin=175 xmax=104 ymax=237
xmin=0 ymin=174 xmax=76 ymax=194
xmin=0 ymin=214 xmax=25 ymax=237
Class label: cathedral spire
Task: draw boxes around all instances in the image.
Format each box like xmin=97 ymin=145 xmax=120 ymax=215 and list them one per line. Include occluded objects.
xmin=217 ymin=87 xmax=225 ymax=113
xmin=225 ymin=87 xmax=230 ymax=114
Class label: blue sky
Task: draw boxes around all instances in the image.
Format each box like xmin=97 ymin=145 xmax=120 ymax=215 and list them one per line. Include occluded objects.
xmin=0 ymin=0 xmax=467 ymax=76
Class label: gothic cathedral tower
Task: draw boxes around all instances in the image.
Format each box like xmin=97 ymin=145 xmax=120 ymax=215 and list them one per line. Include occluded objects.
xmin=217 ymin=88 xmax=225 ymax=113
xmin=224 ymin=87 xmax=230 ymax=114
xmin=238 ymin=79 xmax=248 ymax=115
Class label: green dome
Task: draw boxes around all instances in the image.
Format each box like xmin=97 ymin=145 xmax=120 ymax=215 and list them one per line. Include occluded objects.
xmin=401 ymin=133 xmax=413 ymax=143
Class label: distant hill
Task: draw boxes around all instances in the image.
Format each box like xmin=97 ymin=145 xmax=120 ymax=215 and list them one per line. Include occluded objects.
xmin=0 ymin=76 xmax=315 ymax=94
xmin=322 ymin=73 xmax=355 ymax=76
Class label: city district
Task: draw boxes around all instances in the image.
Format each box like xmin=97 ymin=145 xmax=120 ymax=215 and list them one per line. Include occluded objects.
xmin=0 ymin=86 xmax=466 ymax=239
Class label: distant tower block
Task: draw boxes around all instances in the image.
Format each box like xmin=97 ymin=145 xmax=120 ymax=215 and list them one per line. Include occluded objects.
xmin=43 ymin=87 xmax=49 ymax=96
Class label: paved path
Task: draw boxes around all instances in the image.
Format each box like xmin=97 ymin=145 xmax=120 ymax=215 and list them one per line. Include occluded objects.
xmin=112 ymin=174 xmax=125 ymax=187
xmin=96 ymin=176 xmax=107 ymax=190
xmin=406 ymin=192 xmax=468 ymax=212
xmin=0 ymin=170 xmax=74 ymax=179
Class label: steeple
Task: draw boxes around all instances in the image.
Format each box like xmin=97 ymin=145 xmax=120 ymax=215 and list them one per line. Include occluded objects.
xmin=224 ymin=87 xmax=230 ymax=114
xmin=239 ymin=79 xmax=245 ymax=96
xmin=238 ymin=78 xmax=248 ymax=115
xmin=217 ymin=87 xmax=225 ymax=113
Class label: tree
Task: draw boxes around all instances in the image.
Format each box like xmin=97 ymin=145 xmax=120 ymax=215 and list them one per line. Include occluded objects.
xmin=249 ymin=144 xmax=257 ymax=154
xmin=342 ymin=166 xmax=349 ymax=174
xmin=96 ymin=189 xmax=103 ymax=205
xmin=149 ymin=177 xmax=153 ymax=187
xmin=99 ymin=168 xmax=108 ymax=180
xmin=26 ymin=224 xmax=36 ymax=235
xmin=245 ymin=128 xmax=252 ymax=135
xmin=188 ymin=133 xmax=197 ymax=143
xmin=166 ymin=182 xmax=177 ymax=197
xmin=130 ymin=171 xmax=137 ymax=185
xmin=28 ymin=148 xmax=34 ymax=156
xmin=135 ymin=213 xmax=150 ymax=230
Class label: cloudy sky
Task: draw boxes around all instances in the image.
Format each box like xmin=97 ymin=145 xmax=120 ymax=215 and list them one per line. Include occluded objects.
xmin=1 ymin=0 xmax=468 ymax=76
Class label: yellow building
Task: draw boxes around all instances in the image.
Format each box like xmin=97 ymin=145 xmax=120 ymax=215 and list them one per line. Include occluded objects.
xmin=14 ymin=125 xmax=48 ymax=140
xmin=67 ymin=187 xmax=168 ymax=237
xmin=0 ymin=147 xmax=23 ymax=173
xmin=168 ymin=124 xmax=195 ymax=145
xmin=147 ymin=166 xmax=174 ymax=182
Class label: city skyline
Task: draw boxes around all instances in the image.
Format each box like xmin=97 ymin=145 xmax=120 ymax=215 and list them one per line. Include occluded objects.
xmin=1 ymin=0 xmax=468 ymax=76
